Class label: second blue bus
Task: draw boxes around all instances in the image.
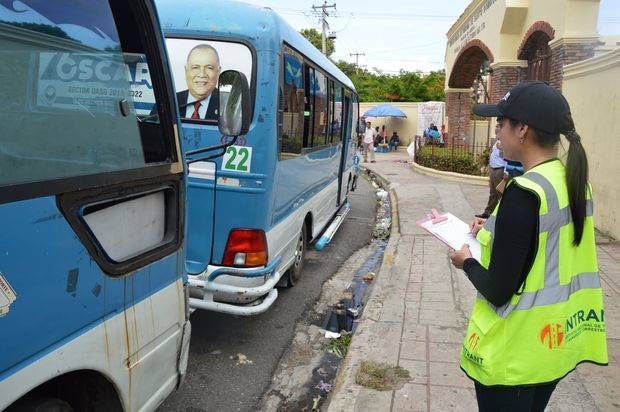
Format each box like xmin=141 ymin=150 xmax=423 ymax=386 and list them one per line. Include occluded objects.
xmin=156 ymin=0 xmax=360 ymax=315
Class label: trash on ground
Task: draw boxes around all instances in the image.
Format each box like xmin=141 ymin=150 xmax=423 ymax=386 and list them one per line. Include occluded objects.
xmin=347 ymin=307 xmax=360 ymax=318
xmin=362 ymin=272 xmax=375 ymax=282
xmin=315 ymin=380 xmax=332 ymax=393
xmin=324 ymin=330 xmax=341 ymax=339
xmin=231 ymin=353 xmax=253 ymax=366
xmin=312 ymin=394 xmax=322 ymax=411
xmin=376 ymin=189 xmax=388 ymax=199
xmin=355 ymin=360 xmax=410 ymax=391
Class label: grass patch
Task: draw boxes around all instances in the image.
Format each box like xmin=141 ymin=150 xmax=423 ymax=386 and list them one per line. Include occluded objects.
xmin=322 ymin=332 xmax=352 ymax=358
xmin=355 ymin=360 xmax=410 ymax=391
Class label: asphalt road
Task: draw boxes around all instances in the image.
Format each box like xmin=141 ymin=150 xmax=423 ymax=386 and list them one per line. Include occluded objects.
xmin=160 ymin=177 xmax=376 ymax=412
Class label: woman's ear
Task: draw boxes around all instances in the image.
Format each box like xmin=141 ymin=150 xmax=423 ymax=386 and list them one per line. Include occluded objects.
xmin=519 ymin=124 xmax=530 ymax=142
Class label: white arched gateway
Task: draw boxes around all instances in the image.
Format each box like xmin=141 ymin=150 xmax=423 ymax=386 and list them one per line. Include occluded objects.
xmin=444 ymin=0 xmax=603 ymax=146
xmin=443 ymin=0 xmax=620 ymax=239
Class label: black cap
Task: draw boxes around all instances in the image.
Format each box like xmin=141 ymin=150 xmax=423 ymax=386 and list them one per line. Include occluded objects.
xmin=473 ymin=81 xmax=572 ymax=134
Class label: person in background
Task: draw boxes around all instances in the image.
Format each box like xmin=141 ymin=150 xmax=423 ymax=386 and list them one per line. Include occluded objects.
xmin=389 ymin=131 xmax=400 ymax=151
xmin=374 ymin=126 xmax=381 ymax=145
xmin=476 ymin=119 xmax=506 ymax=219
xmin=440 ymin=124 xmax=446 ymax=147
xmin=362 ymin=121 xmax=376 ymax=163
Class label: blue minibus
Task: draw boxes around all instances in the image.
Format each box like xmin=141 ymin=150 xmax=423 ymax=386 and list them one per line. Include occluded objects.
xmin=0 ymin=0 xmax=252 ymax=409
xmin=156 ymin=0 xmax=360 ymax=315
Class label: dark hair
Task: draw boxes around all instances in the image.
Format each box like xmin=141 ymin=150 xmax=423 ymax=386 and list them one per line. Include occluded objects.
xmin=508 ymin=116 xmax=588 ymax=245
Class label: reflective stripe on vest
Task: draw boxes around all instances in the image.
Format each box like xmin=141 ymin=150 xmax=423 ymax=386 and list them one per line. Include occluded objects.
xmin=481 ymin=172 xmax=596 ymax=318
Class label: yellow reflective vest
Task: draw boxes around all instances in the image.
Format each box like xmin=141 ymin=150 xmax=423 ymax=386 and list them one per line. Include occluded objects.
xmin=461 ymin=159 xmax=608 ymax=386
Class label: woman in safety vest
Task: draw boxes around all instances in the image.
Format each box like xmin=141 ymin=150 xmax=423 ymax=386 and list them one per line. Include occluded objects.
xmin=450 ymin=81 xmax=608 ymax=411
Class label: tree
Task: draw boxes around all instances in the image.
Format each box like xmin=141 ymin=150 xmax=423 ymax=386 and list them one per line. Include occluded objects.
xmin=300 ymin=28 xmax=335 ymax=57
xmin=334 ymin=60 xmax=358 ymax=77
xmin=333 ymin=66 xmax=445 ymax=103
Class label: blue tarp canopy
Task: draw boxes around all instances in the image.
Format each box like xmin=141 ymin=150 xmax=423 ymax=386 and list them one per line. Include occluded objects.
xmin=363 ymin=104 xmax=407 ymax=118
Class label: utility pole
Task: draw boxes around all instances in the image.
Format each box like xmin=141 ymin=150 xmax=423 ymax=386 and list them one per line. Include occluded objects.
xmin=312 ymin=1 xmax=336 ymax=55
xmin=350 ymin=52 xmax=365 ymax=74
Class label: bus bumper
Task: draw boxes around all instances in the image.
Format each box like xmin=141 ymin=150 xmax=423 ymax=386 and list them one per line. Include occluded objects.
xmin=187 ymin=257 xmax=283 ymax=316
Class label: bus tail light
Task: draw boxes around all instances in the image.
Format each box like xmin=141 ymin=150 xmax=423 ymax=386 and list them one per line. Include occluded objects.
xmin=222 ymin=229 xmax=268 ymax=267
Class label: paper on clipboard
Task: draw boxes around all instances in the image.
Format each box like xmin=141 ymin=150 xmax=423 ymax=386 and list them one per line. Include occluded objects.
xmin=417 ymin=212 xmax=481 ymax=261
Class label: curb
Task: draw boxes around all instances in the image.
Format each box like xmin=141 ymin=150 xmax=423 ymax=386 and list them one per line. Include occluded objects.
xmin=411 ymin=161 xmax=489 ymax=186
xmin=364 ymin=167 xmax=400 ymax=236
xmin=327 ymin=167 xmax=401 ymax=411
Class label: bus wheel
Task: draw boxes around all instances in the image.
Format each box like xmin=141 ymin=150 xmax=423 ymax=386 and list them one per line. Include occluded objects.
xmin=285 ymin=224 xmax=306 ymax=287
xmin=8 ymin=397 xmax=73 ymax=412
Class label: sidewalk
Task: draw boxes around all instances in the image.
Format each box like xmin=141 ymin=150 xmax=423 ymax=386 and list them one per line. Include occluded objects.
xmin=328 ymin=151 xmax=620 ymax=411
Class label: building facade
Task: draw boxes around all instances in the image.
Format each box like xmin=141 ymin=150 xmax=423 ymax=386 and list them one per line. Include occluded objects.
xmin=444 ymin=0 xmax=620 ymax=239
xmin=445 ymin=0 xmax=601 ymax=144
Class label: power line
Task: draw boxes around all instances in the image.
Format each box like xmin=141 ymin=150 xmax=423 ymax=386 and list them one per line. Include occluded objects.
xmin=364 ymin=40 xmax=446 ymax=55
xmin=272 ymin=7 xmax=457 ymax=21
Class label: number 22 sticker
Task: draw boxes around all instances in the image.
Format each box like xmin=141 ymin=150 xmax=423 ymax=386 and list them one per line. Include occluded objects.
xmin=223 ymin=145 xmax=252 ymax=173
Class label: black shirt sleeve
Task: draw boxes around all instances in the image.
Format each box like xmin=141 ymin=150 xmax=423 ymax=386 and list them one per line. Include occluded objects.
xmin=463 ymin=183 xmax=540 ymax=307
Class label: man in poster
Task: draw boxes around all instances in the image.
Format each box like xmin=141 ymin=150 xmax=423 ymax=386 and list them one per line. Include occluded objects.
xmin=179 ymin=44 xmax=221 ymax=121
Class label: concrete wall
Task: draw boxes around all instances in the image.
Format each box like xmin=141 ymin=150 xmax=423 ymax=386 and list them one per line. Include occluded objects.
xmin=468 ymin=119 xmax=493 ymax=149
xmin=562 ymin=48 xmax=620 ymax=239
xmin=360 ymin=102 xmax=420 ymax=146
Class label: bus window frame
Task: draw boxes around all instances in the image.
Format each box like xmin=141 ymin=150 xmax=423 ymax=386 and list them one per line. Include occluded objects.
xmin=164 ymin=34 xmax=258 ymax=127
xmin=57 ymin=174 xmax=184 ymax=276
xmin=279 ymin=46 xmax=305 ymax=158
xmin=0 ymin=0 xmax=183 ymax=206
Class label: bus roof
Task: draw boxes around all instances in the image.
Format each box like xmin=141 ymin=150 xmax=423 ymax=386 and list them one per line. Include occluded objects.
xmin=155 ymin=0 xmax=356 ymax=92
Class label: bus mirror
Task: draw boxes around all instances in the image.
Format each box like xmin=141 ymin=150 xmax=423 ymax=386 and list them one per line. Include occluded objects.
xmin=218 ymin=70 xmax=251 ymax=137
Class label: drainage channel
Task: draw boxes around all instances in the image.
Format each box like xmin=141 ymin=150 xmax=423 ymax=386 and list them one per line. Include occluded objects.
xmin=284 ymin=170 xmax=392 ymax=412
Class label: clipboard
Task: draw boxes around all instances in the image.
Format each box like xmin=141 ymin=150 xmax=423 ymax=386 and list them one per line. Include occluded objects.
xmin=416 ymin=209 xmax=481 ymax=261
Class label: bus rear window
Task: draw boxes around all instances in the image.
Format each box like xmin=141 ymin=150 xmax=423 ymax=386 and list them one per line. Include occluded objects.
xmin=164 ymin=38 xmax=254 ymax=123
xmin=0 ymin=0 xmax=171 ymax=188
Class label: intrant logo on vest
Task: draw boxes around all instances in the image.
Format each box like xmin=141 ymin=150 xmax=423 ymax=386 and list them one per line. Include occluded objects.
xmin=540 ymin=308 xmax=605 ymax=349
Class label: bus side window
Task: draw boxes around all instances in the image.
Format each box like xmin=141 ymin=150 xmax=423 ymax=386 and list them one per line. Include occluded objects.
xmin=352 ymin=94 xmax=360 ymax=142
xmin=332 ymin=83 xmax=343 ymax=143
xmin=0 ymin=0 xmax=173 ymax=189
xmin=281 ymin=52 xmax=304 ymax=156
xmin=313 ymin=70 xmax=328 ymax=147
xmin=303 ymin=65 xmax=314 ymax=148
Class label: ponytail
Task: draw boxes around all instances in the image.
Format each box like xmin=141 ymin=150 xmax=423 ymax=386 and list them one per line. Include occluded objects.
xmin=563 ymin=127 xmax=589 ymax=246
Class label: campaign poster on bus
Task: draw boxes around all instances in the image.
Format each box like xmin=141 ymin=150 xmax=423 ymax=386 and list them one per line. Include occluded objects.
xmin=165 ymin=39 xmax=253 ymax=122
xmin=35 ymin=52 xmax=155 ymax=116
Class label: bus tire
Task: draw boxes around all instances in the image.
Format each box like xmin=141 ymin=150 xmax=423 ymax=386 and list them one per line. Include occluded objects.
xmin=285 ymin=223 xmax=306 ymax=287
xmin=8 ymin=397 xmax=73 ymax=412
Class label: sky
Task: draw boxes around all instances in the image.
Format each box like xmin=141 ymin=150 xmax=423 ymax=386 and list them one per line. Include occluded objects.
xmin=237 ymin=0 xmax=620 ymax=74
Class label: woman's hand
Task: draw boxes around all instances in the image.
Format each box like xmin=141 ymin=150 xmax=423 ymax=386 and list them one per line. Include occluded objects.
xmin=470 ymin=218 xmax=486 ymax=236
xmin=450 ymin=244 xmax=473 ymax=269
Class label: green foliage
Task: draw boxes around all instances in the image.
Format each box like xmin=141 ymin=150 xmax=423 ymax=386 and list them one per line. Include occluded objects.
xmin=1 ymin=21 xmax=74 ymax=40
xmin=416 ymin=146 xmax=484 ymax=176
xmin=300 ymin=28 xmax=335 ymax=57
xmin=477 ymin=147 xmax=491 ymax=173
xmin=299 ymin=27 xmax=445 ymax=103
xmin=322 ymin=332 xmax=353 ymax=358
xmin=334 ymin=60 xmax=445 ymax=103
